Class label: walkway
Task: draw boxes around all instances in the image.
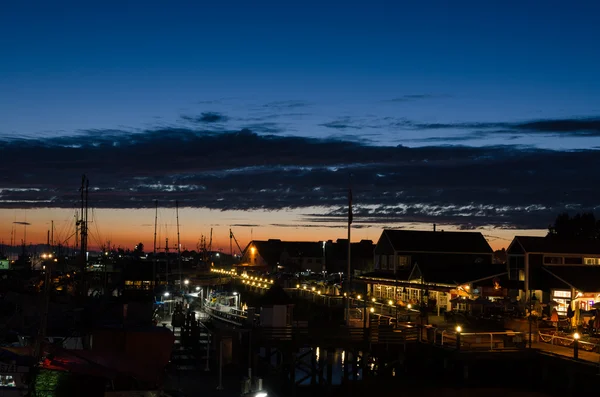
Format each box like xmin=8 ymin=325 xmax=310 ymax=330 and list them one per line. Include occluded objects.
xmin=533 ymin=341 xmax=600 ymax=365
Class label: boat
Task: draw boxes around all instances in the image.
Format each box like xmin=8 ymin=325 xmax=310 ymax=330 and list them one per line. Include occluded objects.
xmin=204 ymin=292 xmax=249 ymax=327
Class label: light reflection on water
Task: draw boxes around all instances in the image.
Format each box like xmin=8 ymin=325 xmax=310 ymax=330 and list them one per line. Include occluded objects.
xmin=260 ymin=347 xmax=367 ymax=385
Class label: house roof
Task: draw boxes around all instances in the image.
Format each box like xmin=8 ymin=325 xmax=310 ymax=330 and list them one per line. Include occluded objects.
xmin=381 ymin=230 xmax=493 ymax=254
xmin=360 ymin=262 xmax=506 ymax=286
xmin=534 ymin=265 xmax=600 ymax=292
xmin=246 ymin=240 xmax=324 ymax=266
xmin=259 ymin=284 xmax=293 ymax=306
xmin=511 ymin=236 xmax=600 ymax=255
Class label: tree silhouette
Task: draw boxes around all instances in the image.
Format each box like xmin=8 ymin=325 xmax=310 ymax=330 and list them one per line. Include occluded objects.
xmin=547 ymin=212 xmax=600 ymax=240
xmin=133 ymin=242 xmax=145 ymax=256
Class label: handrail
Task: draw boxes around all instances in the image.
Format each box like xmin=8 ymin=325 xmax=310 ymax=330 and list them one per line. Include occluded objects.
xmin=436 ymin=329 xmax=526 ymax=350
xmin=538 ymin=331 xmax=600 ymax=351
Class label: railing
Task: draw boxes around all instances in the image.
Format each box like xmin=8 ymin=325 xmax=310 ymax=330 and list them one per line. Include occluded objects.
xmin=435 ymin=330 xmax=527 ymax=351
xmin=538 ymin=331 xmax=600 ymax=353
xmin=255 ymin=325 xmax=418 ymax=346
xmin=205 ymin=306 xmax=247 ymax=326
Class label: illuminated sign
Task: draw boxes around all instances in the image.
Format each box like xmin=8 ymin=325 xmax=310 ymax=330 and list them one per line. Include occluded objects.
xmin=0 ymin=260 xmax=9 ymax=270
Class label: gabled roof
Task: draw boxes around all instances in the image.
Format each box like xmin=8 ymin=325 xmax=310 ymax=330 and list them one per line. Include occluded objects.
xmin=536 ymin=265 xmax=600 ymax=292
xmin=511 ymin=236 xmax=600 ymax=255
xmin=259 ymin=284 xmax=293 ymax=306
xmin=246 ymin=240 xmax=324 ymax=265
xmin=381 ymin=230 xmax=493 ymax=254
xmin=360 ymin=262 xmax=507 ymax=286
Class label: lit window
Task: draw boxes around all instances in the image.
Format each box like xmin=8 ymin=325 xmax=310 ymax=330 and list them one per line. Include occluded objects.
xmin=584 ymin=258 xmax=599 ymax=265
xmin=553 ymin=290 xmax=571 ymax=298
xmin=0 ymin=374 xmax=16 ymax=387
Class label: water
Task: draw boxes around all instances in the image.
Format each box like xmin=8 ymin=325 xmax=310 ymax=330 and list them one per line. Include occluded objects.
xmin=260 ymin=347 xmax=366 ymax=385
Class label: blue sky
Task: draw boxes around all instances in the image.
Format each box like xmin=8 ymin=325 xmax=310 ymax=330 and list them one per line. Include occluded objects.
xmin=2 ymin=1 xmax=599 ymax=147
xmin=1 ymin=1 xmax=600 ymax=243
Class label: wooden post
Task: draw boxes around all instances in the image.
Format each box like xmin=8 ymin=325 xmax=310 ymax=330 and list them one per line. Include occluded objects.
xmin=342 ymin=349 xmax=349 ymax=383
xmin=326 ymin=348 xmax=334 ymax=386
xmin=310 ymin=348 xmax=317 ymax=386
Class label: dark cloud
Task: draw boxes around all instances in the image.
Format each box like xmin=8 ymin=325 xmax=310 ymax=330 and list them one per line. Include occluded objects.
xmin=319 ymin=119 xmax=363 ymax=130
xmin=262 ymin=100 xmax=310 ymax=109
xmin=1 ymin=127 xmax=600 ymax=230
xmin=395 ymin=117 xmax=600 ymax=138
xmin=181 ymin=112 xmax=228 ymax=123
xmin=385 ymin=94 xmax=442 ymax=102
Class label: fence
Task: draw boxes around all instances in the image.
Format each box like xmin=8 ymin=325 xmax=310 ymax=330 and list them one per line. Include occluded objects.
xmin=254 ymin=325 xmax=418 ymax=347
xmin=538 ymin=331 xmax=600 ymax=353
xmin=434 ymin=329 xmax=527 ymax=351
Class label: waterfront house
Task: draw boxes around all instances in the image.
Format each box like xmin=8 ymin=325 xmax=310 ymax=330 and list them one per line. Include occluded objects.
xmin=240 ymin=240 xmax=325 ymax=273
xmin=506 ymin=236 xmax=600 ymax=317
xmin=356 ymin=229 xmax=505 ymax=315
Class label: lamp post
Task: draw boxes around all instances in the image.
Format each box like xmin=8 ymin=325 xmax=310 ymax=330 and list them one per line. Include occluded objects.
xmin=233 ymin=291 xmax=240 ymax=309
xmin=164 ymin=292 xmax=171 ymax=314
xmin=456 ymin=325 xmax=462 ymax=350
xmin=573 ymin=332 xmax=580 ymax=360
xmin=528 ymin=291 xmax=537 ymax=349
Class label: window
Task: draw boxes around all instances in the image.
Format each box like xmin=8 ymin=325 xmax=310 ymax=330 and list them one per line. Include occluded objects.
xmin=397 ymin=256 xmax=410 ymax=267
xmin=564 ymin=257 xmax=583 ymax=265
xmin=544 ymin=256 xmax=563 ymax=265
xmin=381 ymin=255 xmax=388 ymax=270
xmin=584 ymin=258 xmax=599 ymax=265
xmin=518 ymin=270 xmax=525 ymax=281
xmin=0 ymin=374 xmax=16 ymax=387
xmin=553 ymin=290 xmax=571 ymax=298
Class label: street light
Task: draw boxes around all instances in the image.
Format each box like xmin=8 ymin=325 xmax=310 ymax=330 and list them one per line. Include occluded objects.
xmin=233 ymin=291 xmax=240 ymax=309
xmin=184 ymin=279 xmax=189 ymax=285
xmin=407 ymin=304 xmax=412 ymax=309
xmin=455 ymin=325 xmax=462 ymax=350
xmin=196 ymin=286 xmax=201 ymax=291
xmin=573 ymin=332 xmax=580 ymax=359
xmin=357 ymin=295 xmax=362 ymax=300
xmin=372 ymin=297 xmax=376 ymax=303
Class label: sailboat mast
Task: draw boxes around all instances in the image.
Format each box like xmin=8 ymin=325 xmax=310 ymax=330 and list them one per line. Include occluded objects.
xmin=176 ymin=200 xmax=182 ymax=290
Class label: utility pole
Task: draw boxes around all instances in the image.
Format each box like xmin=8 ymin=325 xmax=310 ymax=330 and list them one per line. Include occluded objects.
xmin=79 ymin=175 xmax=89 ymax=297
xmin=153 ymin=200 xmax=158 ymax=288
xmin=176 ymin=200 xmax=182 ymax=291
xmin=346 ymin=183 xmax=353 ymax=326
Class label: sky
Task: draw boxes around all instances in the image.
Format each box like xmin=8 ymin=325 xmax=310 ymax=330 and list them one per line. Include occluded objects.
xmin=1 ymin=1 xmax=599 ymax=252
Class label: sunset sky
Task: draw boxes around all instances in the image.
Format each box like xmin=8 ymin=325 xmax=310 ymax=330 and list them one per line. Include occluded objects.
xmin=1 ymin=1 xmax=599 ymax=252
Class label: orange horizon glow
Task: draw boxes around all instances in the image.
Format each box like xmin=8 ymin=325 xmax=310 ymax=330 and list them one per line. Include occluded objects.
xmin=0 ymin=207 xmax=547 ymax=253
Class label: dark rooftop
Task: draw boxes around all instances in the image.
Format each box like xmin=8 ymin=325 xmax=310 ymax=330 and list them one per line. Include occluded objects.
xmin=512 ymin=236 xmax=600 ymax=255
xmin=381 ymin=230 xmax=493 ymax=254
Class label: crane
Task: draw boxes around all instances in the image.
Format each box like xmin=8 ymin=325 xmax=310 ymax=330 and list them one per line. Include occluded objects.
xmin=229 ymin=228 xmax=244 ymax=257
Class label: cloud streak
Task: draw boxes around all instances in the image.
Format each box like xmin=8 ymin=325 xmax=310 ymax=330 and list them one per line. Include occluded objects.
xmin=1 ymin=126 xmax=600 ymax=230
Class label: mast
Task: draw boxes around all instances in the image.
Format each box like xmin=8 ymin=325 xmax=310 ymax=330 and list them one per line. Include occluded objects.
xmin=165 ymin=237 xmax=169 ymax=284
xmin=209 ymin=228 xmax=213 ymax=263
xmin=79 ymin=175 xmax=89 ymax=296
xmin=176 ymin=200 xmax=182 ymax=290
xmin=229 ymin=228 xmax=233 ymax=257
xmin=346 ymin=182 xmax=353 ymax=326
xmin=153 ymin=200 xmax=158 ymax=287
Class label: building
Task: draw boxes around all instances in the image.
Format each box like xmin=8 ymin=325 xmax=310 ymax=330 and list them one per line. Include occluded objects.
xmin=356 ymin=229 xmax=505 ymax=314
xmin=506 ymin=236 xmax=600 ymax=316
xmin=324 ymin=239 xmax=375 ymax=275
xmin=240 ymin=240 xmax=326 ymax=273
